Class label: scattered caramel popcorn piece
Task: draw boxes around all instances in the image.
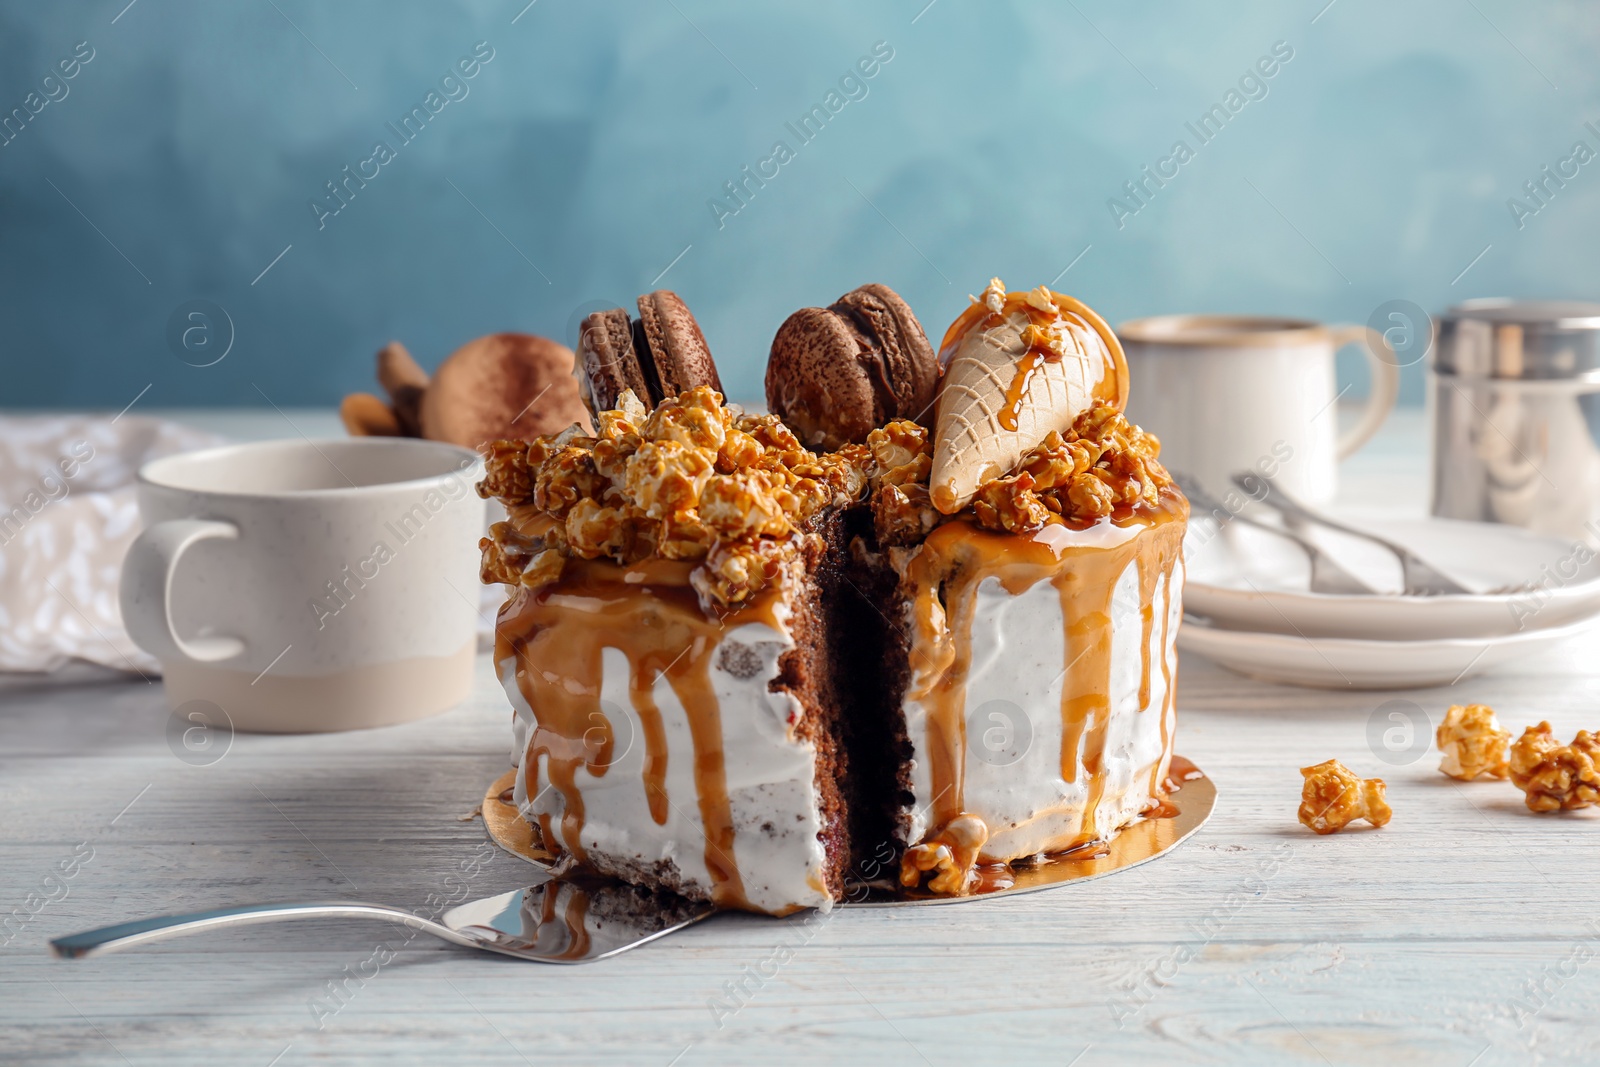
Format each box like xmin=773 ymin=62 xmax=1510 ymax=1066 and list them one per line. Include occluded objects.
xmin=535 ymin=444 xmax=605 ymax=518
xmin=1508 ymin=722 xmax=1600 ymax=812
xmin=866 ymin=419 xmax=930 ymax=479
xmin=873 ymin=482 xmax=941 ymax=547
xmin=1436 ymin=704 xmax=1511 ymax=781
xmin=594 ymin=391 xmax=646 ymax=442
xmin=692 ymin=536 xmax=795 ymax=608
xmin=479 ymin=526 xmax=565 ymax=589
xmin=865 ymin=420 xmax=941 ymax=545
xmin=477 ymin=440 xmax=536 ymax=503
xmin=717 ymin=425 xmax=764 ymax=472
xmin=1065 ymin=470 xmax=1117 ymax=518
xmin=563 ymin=499 xmax=632 ymax=560
xmin=1023 ymin=284 xmax=1056 ymax=314
xmin=1298 ymin=759 xmax=1392 ymax=834
xmin=698 ymin=472 xmax=790 ymax=540
xmin=520 ymin=548 xmax=566 ymax=588
xmin=979 ymin=276 xmax=1006 ymax=315
xmin=656 ymin=512 xmax=717 ymax=561
xmin=972 ymin=471 xmax=1052 ymax=532
xmin=899 ymin=813 xmax=989 ymax=896
xmin=642 ymin=388 xmax=727 ymax=452
xmin=625 ymin=440 xmax=713 ymax=519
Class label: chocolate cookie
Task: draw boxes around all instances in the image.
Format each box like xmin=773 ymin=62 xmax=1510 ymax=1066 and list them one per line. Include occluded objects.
xmin=766 ymin=283 xmax=938 ymax=449
xmin=636 ymin=290 xmax=722 ymax=399
xmin=376 ymin=341 xmax=429 ymax=436
xmin=576 ymin=308 xmax=654 ymax=415
xmin=340 ymin=392 xmax=402 ymax=437
xmin=576 ymin=290 xmax=723 ymax=413
xmin=420 ymin=332 xmax=592 ymax=449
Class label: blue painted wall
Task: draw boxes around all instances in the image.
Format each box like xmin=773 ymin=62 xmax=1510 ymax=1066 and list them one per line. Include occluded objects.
xmin=2 ymin=0 xmax=1596 ymax=409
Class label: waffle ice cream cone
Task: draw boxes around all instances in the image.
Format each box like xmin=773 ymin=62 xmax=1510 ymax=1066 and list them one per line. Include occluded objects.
xmin=929 ymin=278 xmax=1128 ymax=513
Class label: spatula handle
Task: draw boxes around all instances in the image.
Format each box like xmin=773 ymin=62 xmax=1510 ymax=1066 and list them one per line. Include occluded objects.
xmin=50 ymin=901 xmax=475 ymax=959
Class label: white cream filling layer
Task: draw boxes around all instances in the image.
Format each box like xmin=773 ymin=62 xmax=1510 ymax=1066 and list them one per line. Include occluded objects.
xmin=504 ymin=603 xmax=833 ymax=915
xmin=901 ymin=552 xmax=1184 ymax=862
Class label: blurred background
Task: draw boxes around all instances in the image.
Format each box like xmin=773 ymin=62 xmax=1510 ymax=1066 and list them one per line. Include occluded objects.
xmin=1 ymin=0 xmax=1596 ymax=410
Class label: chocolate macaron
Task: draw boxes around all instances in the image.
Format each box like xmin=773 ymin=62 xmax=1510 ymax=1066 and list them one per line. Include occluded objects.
xmin=576 ymin=290 xmax=723 ymax=414
xmin=766 ymin=283 xmax=939 ymax=449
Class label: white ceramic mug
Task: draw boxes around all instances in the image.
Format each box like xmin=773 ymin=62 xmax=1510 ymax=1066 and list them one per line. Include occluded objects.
xmin=1117 ymin=315 xmax=1400 ymax=504
xmin=120 ymin=437 xmax=486 ymax=733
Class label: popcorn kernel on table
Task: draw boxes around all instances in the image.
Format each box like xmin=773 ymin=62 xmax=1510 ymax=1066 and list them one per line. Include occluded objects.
xmin=1508 ymin=721 xmax=1600 ymax=812
xmin=1298 ymin=758 xmax=1392 ymax=834
xmin=1436 ymin=703 xmax=1511 ymax=781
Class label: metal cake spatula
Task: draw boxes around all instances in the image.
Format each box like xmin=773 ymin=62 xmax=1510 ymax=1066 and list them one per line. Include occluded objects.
xmin=50 ymin=875 xmax=716 ymax=964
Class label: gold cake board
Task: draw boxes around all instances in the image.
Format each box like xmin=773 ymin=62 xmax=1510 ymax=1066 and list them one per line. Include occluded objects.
xmin=481 ymin=760 xmax=1216 ymax=908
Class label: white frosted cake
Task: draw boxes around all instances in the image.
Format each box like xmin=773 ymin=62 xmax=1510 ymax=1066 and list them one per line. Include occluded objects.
xmin=889 ymin=510 xmax=1185 ymax=892
xmin=493 ymin=552 xmax=847 ymax=916
xmin=478 ymin=278 xmax=1188 ymax=913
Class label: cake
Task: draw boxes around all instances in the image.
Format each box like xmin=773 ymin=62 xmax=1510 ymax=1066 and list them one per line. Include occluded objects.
xmin=479 ymin=280 xmax=1187 ymax=915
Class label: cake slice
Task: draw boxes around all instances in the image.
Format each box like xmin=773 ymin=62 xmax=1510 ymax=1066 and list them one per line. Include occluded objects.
xmin=479 ymin=387 xmax=874 ymax=914
xmin=861 ymin=279 xmax=1185 ymax=894
xmin=863 ymin=411 xmax=1185 ymax=894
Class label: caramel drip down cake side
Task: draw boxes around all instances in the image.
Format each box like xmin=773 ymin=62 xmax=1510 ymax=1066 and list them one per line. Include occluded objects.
xmin=894 ymin=498 xmax=1186 ymax=894
xmin=495 ymin=561 xmax=849 ymax=915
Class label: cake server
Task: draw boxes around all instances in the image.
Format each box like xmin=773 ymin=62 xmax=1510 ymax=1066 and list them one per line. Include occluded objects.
xmin=49 ymin=875 xmax=716 ymax=964
xmin=1232 ymin=471 xmax=1471 ymax=595
xmin=1177 ymin=473 xmax=1377 ymax=596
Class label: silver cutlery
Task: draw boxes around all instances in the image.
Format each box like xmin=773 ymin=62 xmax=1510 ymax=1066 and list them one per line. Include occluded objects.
xmin=1177 ymin=473 xmax=1378 ymax=596
xmin=1232 ymin=472 xmax=1471 ymax=595
xmin=50 ymin=876 xmax=715 ymax=964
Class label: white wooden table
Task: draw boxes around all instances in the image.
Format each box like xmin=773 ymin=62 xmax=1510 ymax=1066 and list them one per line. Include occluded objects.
xmin=5 ymin=408 xmax=1599 ymax=1067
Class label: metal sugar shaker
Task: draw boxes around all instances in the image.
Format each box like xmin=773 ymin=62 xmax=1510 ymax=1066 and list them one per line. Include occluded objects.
xmin=1430 ymin=299 xmax=1600 ymax=545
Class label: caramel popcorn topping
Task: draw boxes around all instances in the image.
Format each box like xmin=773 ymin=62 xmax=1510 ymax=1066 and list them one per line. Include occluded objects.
xmin=899 ymin=813 xmax=989 ymax=896
xmin=1508 ymin=721 xmax=1600 ymax=812
xmin=481 ymin=380 xmax=1175 ymax=612
xmin=478 ymin=387 xmax=868 ymax=608
xmin=865 ymin=400 xmax=1175 ymax=547
xmin=1436 ymin=704 xmax=1511 ymax=781
xmin=1298 ymin=759 xmax=1392 ymax=834
xmin=979 ymin=276 xmax=1006 ymax=316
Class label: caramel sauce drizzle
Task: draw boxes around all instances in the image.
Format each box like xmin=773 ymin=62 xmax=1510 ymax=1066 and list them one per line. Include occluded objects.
xmin=1162 ymin=754 xmax=1203 ymax=794
xmin=495 ymin=559 xmax=775 ymax=911
xmin=998 ymin=349 xmax=1043 ymax=433
xmin=535 ymin=882 xmax=593 ymax=961
xmin=1149 ymin=561 xmax=1181 ymax=806
xmin=939 ymin=288 xmax=1132 ymax=425
xmin=901 ymin=490 xmax=1186 ymax=884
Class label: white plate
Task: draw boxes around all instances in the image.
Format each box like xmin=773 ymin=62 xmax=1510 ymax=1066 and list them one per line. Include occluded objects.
xmin=1183 ymin=511 xmax=1600 ymax=640
xmin=1176 ymin=611 xmax=1600 ymax=690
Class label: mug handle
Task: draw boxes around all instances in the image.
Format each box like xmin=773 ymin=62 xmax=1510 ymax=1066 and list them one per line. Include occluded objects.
xmin=1327 ymin=324 xmax=1400 ymax=460
xmin=119 ymin=519 xmax=245 ymax=664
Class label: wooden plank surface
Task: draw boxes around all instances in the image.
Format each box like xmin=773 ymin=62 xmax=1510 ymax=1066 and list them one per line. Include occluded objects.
xmin=4 ymin=408 xmax=1599 ymax=1067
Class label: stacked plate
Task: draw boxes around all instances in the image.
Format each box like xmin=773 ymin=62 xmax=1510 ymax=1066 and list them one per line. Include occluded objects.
xmin=1179 ymin=511 xmax=1600 ymax=688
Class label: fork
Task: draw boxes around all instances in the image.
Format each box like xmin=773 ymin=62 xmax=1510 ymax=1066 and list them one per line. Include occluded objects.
xmin=1231 ymin=472 xmax=1471 ymax=596
xmin=1176 ymin=473 xmax=1378 ymax=596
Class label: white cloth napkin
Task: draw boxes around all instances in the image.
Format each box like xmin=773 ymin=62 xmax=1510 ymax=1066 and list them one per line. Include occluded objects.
xmin=0 ymin=416 xmax=224 ymax=674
